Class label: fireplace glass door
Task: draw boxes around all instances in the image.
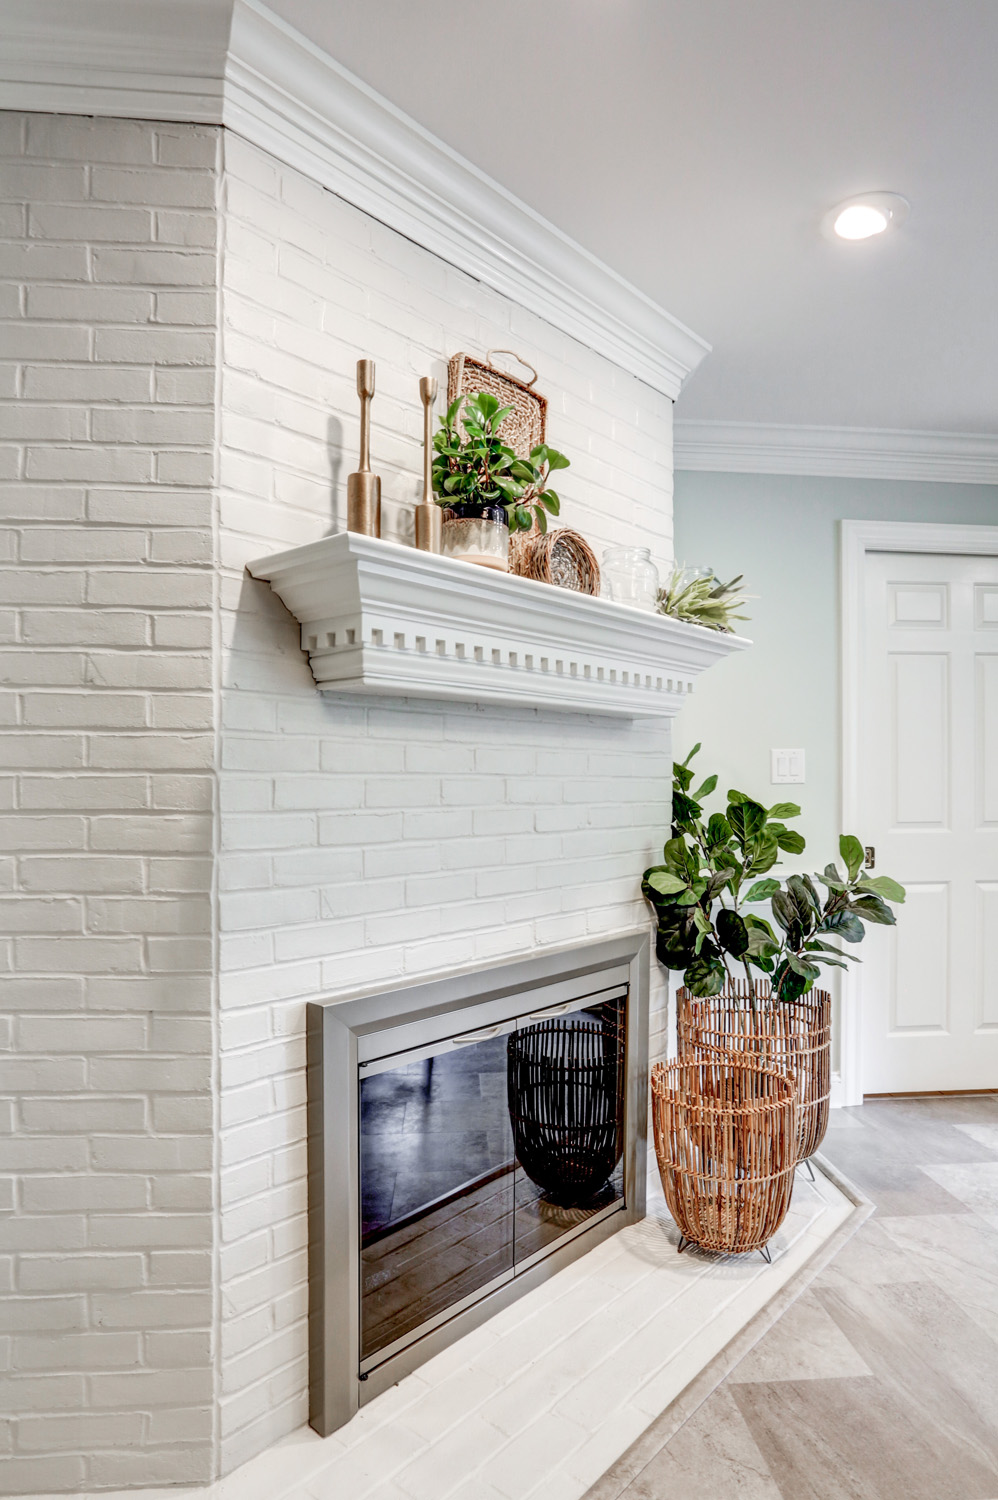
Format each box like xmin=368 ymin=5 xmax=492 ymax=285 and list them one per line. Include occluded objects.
xmin=359 ymin=990 xmax=626 ymax=1370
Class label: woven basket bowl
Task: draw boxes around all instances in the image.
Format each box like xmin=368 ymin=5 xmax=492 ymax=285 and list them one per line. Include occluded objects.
xmin=507 ymin=1010 xmax=624 ymax=1207
xmin=651 ymin=1056 xmax=798 ymax=1255
xmin=677 ymin=982 xmax=831 ymax=1163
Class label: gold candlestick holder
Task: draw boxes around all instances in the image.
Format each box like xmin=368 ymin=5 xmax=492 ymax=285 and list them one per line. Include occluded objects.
xmin=414 ymin=375 xmax=441 ymax=553
xmin=347 ymin=358 xmax=381 ymax=538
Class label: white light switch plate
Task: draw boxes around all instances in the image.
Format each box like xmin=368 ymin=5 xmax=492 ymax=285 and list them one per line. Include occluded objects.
xmin=771 ymin=748 xmax=805 ymax=784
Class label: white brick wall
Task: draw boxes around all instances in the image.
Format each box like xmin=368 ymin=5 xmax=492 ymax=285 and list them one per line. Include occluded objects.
xmin=2 ymin=110 xmax=679 ymax=1493
xmin=0 ymin=113 xmax=219 ymax=1494
xmin=216 ymin=133 xmax=675 ymax=1475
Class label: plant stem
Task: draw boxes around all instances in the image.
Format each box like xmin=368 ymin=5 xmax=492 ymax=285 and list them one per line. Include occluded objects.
xmin=741 ymin=958 xmax=758 ymax=1014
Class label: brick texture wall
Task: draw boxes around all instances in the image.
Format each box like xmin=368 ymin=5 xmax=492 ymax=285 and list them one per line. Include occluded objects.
xmin=0 ymin=113 xmax=219 ymax=1493
xmin=1 ymin=109 xmax=679 ymax=1493
xmin=216 ymin=132 xmax=675 ymax=1474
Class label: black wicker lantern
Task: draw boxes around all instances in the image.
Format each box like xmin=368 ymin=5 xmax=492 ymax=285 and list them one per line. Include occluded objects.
xmin=507 ymin=1009 xmax=624 ymax=1207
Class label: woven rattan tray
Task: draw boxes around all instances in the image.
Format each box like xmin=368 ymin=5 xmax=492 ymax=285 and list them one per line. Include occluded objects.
xmin=447 ymin=349 xmax=547 ymax=459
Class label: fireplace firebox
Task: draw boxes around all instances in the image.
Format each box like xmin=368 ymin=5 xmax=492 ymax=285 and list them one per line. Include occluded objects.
xmin=307 ymin=933 xmax=649 ymax=1435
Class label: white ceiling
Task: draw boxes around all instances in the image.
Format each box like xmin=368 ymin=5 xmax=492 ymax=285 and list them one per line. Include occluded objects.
xmin=265 ymin=0 xmax=998 ymax=436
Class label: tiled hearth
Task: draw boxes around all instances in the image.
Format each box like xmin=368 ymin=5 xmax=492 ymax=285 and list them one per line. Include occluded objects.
xmin=58 ymin=1163 xmax=858 ymax=1500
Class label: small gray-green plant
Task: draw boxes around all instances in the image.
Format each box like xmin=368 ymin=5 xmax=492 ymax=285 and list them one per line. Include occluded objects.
xmin=656 ymin=568 xmax=749 ymax=633
xmin=642 ymin=745 xmax=905 ymax=1002
xmin=432 ymin=390 xmax=568 ymax=534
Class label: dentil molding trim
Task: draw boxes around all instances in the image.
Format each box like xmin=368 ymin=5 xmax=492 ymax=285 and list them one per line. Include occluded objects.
xmin=673 ymin=420 xmax=998 ymax=484
xmin=0 ymin=0 xmax=710 ymax=400
xmin=247 ymin=532 xmax=749 ymax=719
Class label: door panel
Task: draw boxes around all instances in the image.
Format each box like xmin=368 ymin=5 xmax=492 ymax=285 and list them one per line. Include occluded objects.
xmin=978 ymin=656 xmax=998 ymax=825
xmin=890 ymin=883 xmax=949 ymax=1033
xmin=978 ymin=883 xmax=998 ymax=1031
xmin=859 ymin=549 xmax=998 ymax=1093
xmin=891 ymin=654 xmax=948 ymax=826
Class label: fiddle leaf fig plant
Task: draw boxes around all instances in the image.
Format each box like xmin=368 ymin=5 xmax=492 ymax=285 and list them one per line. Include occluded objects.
xmin=642 ymin=745 xmax=905 ymax=1003
xmin=432 ymin=390 xmax=569 ymax=534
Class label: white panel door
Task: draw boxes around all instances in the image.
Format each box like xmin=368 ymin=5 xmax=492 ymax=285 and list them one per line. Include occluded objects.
xmin=859 ymin=551 xmax=998 ymax=1093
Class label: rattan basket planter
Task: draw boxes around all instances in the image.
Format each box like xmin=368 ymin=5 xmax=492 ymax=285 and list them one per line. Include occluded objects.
xmin=651 ymin=1057 xmax=797 ymax=1257
xmin=507 ymin=1014 xmax=624 ymax=1207
xmin=677 ymin=982 xmax=831 ymax=1163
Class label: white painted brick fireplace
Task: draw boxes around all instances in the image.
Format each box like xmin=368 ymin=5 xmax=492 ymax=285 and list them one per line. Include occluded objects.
xmin=217 ymin=129 xmax=677 ymax=1475
xmin=0 ymin=19 xmax=714 ymax=1487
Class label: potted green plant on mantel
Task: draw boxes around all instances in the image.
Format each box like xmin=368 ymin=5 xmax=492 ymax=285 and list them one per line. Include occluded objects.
xmin=432 ymin=391 xmax=569 ymax=572
xmin=642 ymin=745 xmax=906 ymax=1163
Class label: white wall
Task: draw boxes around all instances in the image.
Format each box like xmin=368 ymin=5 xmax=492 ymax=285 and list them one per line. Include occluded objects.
xmin=0 ymin=113 xmax=219 ymax=1492
xmin=215 ymin=131 xmax=677 ymax=1474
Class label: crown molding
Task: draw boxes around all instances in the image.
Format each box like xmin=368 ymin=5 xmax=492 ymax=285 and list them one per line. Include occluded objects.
xmin=0 ymin=0 xmax=230 ymax=121
xmin=0 ymin=0 xmax=709 ymax=401
xmin=673 ymin=420 xmax=998 ymax=484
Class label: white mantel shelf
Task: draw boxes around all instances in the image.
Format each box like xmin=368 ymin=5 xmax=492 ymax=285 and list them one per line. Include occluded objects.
xmin=247 ymin=533 xmax=749 ymax=718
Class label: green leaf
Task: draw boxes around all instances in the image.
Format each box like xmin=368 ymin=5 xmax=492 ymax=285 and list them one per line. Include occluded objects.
xmin=662 ymin=836 xmax=692 ymax=876
xmin=684 ymin=950 xmax=727 ymax=996
xmin=823 ymin=909 xmax=865 ymax=943
xmin=654 ymin=907 xmax=699 ymax=968
xmin=673 ymin=763 xmax=693 ymax=794
xmin=716 ymin=908 xmax=749 ymax=958
xmin=691 ymin=774 xmax=718 ymax=801
xmin=705 ymin=812 xmax=732 ymax=849
xmin=745 ymin=829 xmax=780 ymax=874
xmin=776 ymin=828 xmax=806 ymax=855
xmin=770 ymin=889 xmax=795 ymax=933
xmin=644 ymin=870 xmax=687 ymax=897
xmin=857 ymin=874 xmax=906 ymax=904
xmin=768 ymin=802 xmax=801 ymax=819
xmin=727 ymin=788 xmax=748 ymax=805
xmin=681 ymin=744 xmax=701 ymax=768
xmin=542 ymin=492 xmax=560 ymax=515
xmin=672 ymin=790 xmax=702 ymax=828
xmin=848 ymin=894 xmax=896 ymax=926
xmin=745 ymin=878 xmax=781 ymax=902
xmin=839 ymin=834 xmax=865 ymax=881
xmin=774 ymin=960 xmax=811 ymax=1002
xmin=786 ymin=874 xmax=817 ymax=932
xmin=704 ymin=867 xmax=737 ymax=901
xmin=728 ymin=799 xmax=767 ymax=846
xmin=534 ymin=505 xmax=548 ymax=534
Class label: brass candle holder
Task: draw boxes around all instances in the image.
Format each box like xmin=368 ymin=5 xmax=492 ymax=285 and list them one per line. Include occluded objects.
xmin=347 ymin=358 xmax=381 ymax=538
xmin=414 ymin=376 xmax=441 ymax=553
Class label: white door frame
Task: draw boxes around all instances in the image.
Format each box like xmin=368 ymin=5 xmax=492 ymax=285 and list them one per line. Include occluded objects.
xmin=838 ymin=519 xmax=998 ymax=1104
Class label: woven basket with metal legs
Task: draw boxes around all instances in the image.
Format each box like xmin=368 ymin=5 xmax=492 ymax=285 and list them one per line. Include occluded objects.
xmin=677 ymin=982 xmax=831 ymax=1170
xmin=651 ymin=1055 xmax=798 ymax=1260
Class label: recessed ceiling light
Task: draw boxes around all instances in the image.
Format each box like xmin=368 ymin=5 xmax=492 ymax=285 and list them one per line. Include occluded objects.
xmin=823 ymin=192 xmax=910 ymax=242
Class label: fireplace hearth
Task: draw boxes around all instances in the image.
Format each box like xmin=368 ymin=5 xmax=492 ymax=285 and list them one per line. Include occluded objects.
xmin=307 ymin=933 xmax=649 ymax=1436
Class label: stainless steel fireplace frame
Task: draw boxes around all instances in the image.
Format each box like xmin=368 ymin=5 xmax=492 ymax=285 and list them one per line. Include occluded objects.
xmin=306 ymin=930 xmax=650 ymax=1437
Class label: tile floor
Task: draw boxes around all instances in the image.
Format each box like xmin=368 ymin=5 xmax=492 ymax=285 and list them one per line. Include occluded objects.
xmin=588 ymin=1091 xmax=998 ymax=1500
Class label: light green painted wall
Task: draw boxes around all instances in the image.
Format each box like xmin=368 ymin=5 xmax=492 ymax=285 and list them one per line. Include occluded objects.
xmin=672 ymin=472 xmax=998 ymax=871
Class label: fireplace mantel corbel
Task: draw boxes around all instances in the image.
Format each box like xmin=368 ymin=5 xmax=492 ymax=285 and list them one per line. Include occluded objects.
xmin=248 ymin=532 xmax=749 ymax=718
